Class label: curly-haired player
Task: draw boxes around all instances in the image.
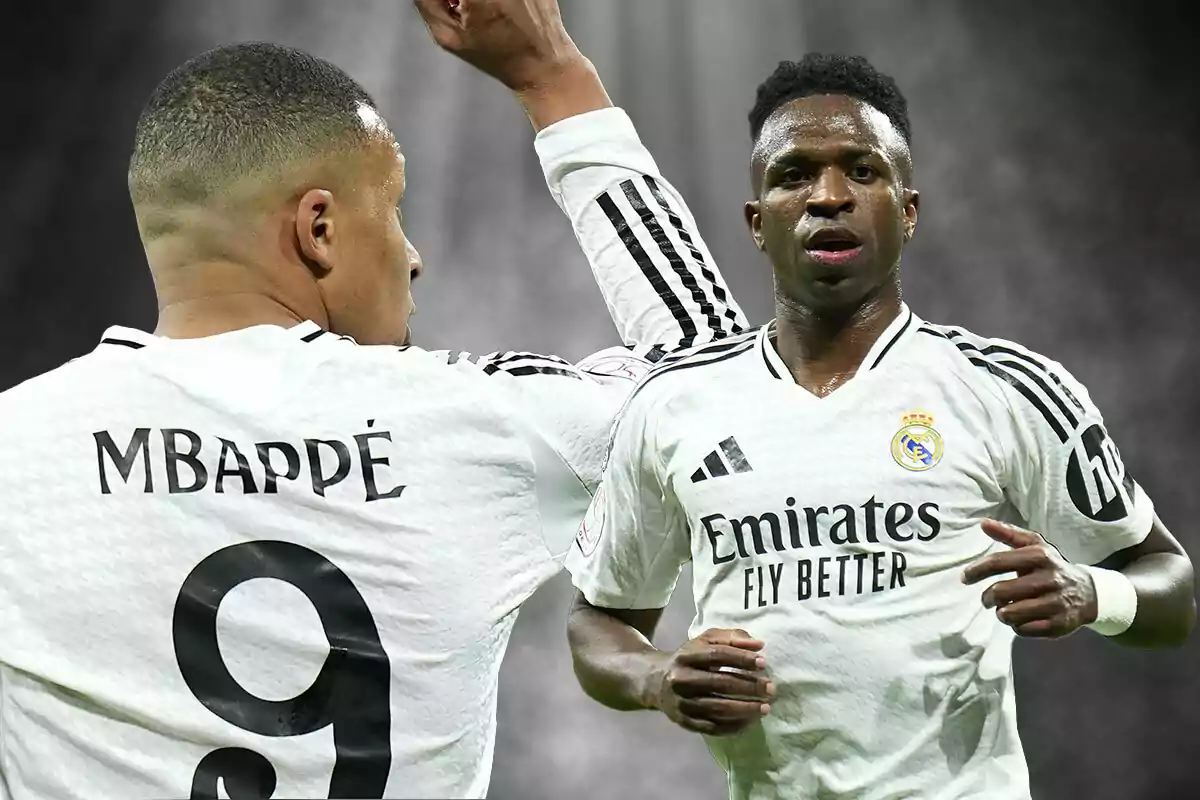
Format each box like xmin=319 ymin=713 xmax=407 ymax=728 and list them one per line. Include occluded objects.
xmin=565 ymin=53 xmax=1194 ymax=800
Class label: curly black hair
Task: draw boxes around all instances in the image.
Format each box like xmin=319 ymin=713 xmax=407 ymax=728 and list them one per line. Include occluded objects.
xmin=749 ymin=54 xmax=910 ymax=145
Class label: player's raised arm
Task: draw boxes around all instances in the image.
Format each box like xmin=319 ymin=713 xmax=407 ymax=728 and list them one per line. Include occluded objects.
xmin=961 ymin=343 xmax=1195 ymax=648
xmin=414 ymin=0 xmax=749 ymax=352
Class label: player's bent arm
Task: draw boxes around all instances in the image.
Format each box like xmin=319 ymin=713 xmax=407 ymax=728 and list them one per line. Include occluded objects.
xmin=567 ymin=592 xmax=774 ymax=736
xmin=1091 ymin=515 xmax=1195 ymax=649
xmin=987 ymin=341 xmax=1195 ymax=647
xmin=567 ymin=592 xmax=670 ymax=711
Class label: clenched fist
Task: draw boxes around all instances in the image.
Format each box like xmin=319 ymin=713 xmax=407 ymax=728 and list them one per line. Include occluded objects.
xmin=649 ymin=628 xmax=775 ymax=736
xmin=413 ymin=0 xmax=583 ymax=92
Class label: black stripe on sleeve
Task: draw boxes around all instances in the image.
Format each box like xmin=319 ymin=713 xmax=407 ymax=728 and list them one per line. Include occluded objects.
xmin=975 ymin=344 xmax=1086 ymax=412
xmin=659 ymin=335 xmax=756 ymax=367
xmin=965 ymin=355 xmax=1070 ymax=442
xmin=498 ymin=365 xmax=583 ymax=380
xmin=630 ymin=340 xmax=758 ymax=402
xmin=622 ymin=179 xmax=724 ymax=340
xmin=598 ymin=190 xmax=697 ymax=348
xmin=642 ymin=176 xmax=745 ymax=335
xmin=100 ymin=338 xmax=145 ymax=350
xmin=485 ymin=351 xmax=573 ymax=369
xmin=922 ymin=325 xmax=1083 ymax=441
xmin=300 ymin=329 xmax=326 ymax=343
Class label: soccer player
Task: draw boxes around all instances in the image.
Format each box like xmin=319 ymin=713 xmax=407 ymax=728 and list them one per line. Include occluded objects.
xmin=0 ymin=7 xmax=744 ymax=800
xmin=565 ymin=54 xmax=1195 ymax=799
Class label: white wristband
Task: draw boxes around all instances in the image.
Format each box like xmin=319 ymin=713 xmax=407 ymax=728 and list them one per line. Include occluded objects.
xmin=1082 ymin=566 xmax=1138 ymax=636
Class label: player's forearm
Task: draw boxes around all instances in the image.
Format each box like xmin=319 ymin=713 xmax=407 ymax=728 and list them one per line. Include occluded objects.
xmin=515 ymin=56 xmax=612 ymax=133
xmin=1109 ymin=552 xmax=1196 ymax=648
xmin=531 ymin=85 xmax=749 ymax=351
xmin=566 ymin=603 xmax=670 ymax=712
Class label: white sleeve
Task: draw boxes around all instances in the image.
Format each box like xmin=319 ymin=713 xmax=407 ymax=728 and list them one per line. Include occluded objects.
xmin=564 ymin=390 xmax=691 ymax=609
xmin=429 ymin=348 xmax=630 ymax=562
xmin=535 ymin=107 xmax=749 ymax=352
xmin=998 ymin=347 xmax=1154 ymax=565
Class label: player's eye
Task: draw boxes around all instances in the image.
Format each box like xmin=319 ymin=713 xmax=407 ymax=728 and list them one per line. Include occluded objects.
xmin=849 ymin=164 xmax=877 ymax=182
xmin=775 ymin=167 xmax=810 ymax=187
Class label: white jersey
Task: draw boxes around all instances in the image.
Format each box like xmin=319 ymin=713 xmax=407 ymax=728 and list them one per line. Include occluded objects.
xmin=0 ymin=108 xmax=747 ymax=799
xmin=567 ymin=305 xmax=1154 ymax=800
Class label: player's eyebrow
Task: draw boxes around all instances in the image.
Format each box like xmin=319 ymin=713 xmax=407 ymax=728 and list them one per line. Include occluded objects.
xmin=770 ymin=144 xmax=882 ymax=166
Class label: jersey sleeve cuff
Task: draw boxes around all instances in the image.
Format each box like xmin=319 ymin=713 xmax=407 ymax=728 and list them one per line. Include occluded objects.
xmin=534 ymin=107 xmax=661 ymax=196
xmin=1080 ymin=483 xmax=1156 ymax=566
xmin=565 ymin=564 xmax=674 ymax=611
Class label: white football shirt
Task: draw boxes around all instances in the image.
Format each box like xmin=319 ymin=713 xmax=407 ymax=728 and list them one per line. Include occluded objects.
xmin=567 ymin=304 xmax=1154 ymax=800
xmin=0 ymin=108 xmax=747 ymax=799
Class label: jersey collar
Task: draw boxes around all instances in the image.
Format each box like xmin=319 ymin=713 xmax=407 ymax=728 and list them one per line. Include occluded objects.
xmin=758 ymin=303 xmax=920 ymax=382
xmin=97 ymin=320 xmax=327 ymax=350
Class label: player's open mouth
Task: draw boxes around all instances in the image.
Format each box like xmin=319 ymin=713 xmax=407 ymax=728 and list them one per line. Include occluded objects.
xmin=804 ymin=227 xmax=863 ymax=265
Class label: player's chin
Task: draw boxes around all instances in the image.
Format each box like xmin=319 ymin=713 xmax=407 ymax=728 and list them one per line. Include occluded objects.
xmin=799 ymin=271 xmax=870 ymax=310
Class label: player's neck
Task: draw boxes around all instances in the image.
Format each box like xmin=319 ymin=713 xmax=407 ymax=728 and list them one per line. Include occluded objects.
xmin=772 ymin=280 xmax=903 ymax=397
xmin=152 ymin=259 xmax=325 ymax=340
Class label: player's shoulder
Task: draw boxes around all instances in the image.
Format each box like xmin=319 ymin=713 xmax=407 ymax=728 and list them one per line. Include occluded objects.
xmin=914 ymin=319 xmax=1091 ymax=423
xmin=427 ymin=348 xmax=587 ymax=382
xmin=0 ymin=349 xmax=107 ymax=419
xmin=627 ymin=327 xmax=764 ymax=403
xmin=915 ymin=320 xmax=1079 ymax=381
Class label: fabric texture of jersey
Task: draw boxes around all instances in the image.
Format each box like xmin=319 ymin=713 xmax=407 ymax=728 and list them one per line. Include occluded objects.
xmin=0 ymin=107 xmax=747 ymax=800
xmin=566 ymin=304 xmax=1154 ymax=800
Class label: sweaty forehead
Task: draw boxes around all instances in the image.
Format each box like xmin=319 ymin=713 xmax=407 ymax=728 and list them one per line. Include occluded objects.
xmin=753 ymin=94 xmax=906 ymax=169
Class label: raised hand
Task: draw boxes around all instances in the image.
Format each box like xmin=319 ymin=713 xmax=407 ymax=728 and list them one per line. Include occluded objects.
xmin=412 ymin=0 xmax=583 ymax=92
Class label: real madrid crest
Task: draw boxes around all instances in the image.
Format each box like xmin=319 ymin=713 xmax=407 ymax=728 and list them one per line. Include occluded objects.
xmin=891 ymin=411 xmax=943 ymax=471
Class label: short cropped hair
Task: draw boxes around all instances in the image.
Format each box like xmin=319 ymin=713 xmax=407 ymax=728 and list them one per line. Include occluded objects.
xmin=128 ymin=42 xmax=378 ymax=209
xmin=748 ymin=54 xmax=911 ymax=146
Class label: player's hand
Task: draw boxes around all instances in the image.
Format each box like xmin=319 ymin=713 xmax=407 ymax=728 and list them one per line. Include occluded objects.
xmin=962 ymin=519 xmax=1099 ymax=638
xmin=650 ymin=628 xmax=774 ymax=737
xmin=412 ymin=0 xmax=583 ymax=92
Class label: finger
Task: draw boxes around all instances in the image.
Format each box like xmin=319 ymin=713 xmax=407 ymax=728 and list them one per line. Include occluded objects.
xmin=980 ymin=519 xmax=1042 ymax=549
xmin=412 ymin=0 xmax=463 ymax=42
xmin=962 ymin=548 xmax=1050 ymax=585
xmin=674 ymin=715 xmax=718 ymax=735
xmin=982 ymin=572 xmax=1061 ymax=608
xmin=677 ymin=643 xmax=767 ymax=671
xmin=412 ymin=0 xmax=453 ymax=23
xmin=670 ymin=669 xmax=774 ymax=701
xmin=698 ymin=628 xmax=766 ymax=651
xmin=1013 ymin=615 xmax=1073 ymax=639
xmin=994 ymin=595 xmax=1062 ymax=627
xmin=677 ymin=697 xmax=770 ymax=724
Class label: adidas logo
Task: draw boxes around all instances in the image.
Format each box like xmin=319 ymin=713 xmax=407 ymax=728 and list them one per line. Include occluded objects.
xmin=691 ymin=437 xmax=753 ymax=483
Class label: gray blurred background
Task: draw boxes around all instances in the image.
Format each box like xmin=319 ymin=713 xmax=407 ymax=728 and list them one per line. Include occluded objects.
xmin=3 ymin=1 xmax=1198 ymax=798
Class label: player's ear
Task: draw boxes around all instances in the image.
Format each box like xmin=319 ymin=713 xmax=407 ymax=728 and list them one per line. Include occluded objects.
xmin=902 ymin=189 xmax=919 ymax=243
xmin=744 ymin=200 xmax=766 ymax=251
xmin=295 ymin=188 xmax=337 ymax=277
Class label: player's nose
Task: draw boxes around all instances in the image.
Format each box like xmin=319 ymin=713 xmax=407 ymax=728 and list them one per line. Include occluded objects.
xmin=806 ymin=167 xmax=855 ymax=219
xmin=406 ymin=239 xmax=425 ymax=281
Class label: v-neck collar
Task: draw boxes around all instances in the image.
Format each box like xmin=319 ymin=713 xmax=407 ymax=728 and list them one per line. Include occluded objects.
xmin=758 ymin=303 xmax=919 ymax=396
